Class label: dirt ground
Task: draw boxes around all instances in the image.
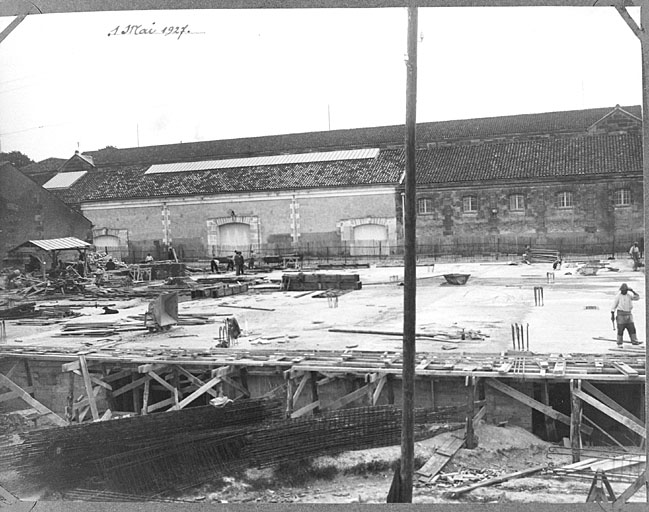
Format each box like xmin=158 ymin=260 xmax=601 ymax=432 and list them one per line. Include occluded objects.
xmin=174 ymin=423 xmax=646 ymax=504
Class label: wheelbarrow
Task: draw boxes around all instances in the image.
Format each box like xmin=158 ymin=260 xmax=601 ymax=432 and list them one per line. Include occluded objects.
xmin=443 ymin=273 xmax=471 ymax=285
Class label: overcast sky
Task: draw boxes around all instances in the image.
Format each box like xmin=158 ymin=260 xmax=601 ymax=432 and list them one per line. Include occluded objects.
xmin=0 ymin=6 xmax=643 ymax=162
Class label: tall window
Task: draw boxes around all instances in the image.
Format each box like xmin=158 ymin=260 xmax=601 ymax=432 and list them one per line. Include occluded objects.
xmin=462 ymin=195 xmax=478 ymax=213
xmin=509 ymin=194 xmax=525 ymax=211
xmin=417 ymin=198 xmax=433 ymax=215
xmin=556 ymin=191 xmax=574 ymax=209
xmin=614 ymin=189 xmax=631 ymax=207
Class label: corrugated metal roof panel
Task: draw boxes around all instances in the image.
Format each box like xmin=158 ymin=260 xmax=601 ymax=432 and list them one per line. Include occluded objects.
xmin=27 ymin=237 xmax=91 ymax=251
xmin=43 ymin=171 xmax=88 ymax=189
xmin=145 ymin=148 xmax=380 ymax=174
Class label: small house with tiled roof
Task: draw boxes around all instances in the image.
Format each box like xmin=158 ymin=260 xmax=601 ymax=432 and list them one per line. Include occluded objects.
xmin=44 ymin=105 xmax=644 ymax=261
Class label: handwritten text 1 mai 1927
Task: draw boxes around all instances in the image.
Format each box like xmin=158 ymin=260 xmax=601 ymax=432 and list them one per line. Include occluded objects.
xmin=107 ymin=23 xmax=200 ymax=40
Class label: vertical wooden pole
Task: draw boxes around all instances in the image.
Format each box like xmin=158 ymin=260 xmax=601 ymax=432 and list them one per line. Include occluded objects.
xmin=570 ymin=379 xmax=582 ymax=464
xmin=465 ymin=376 xmax=477 ymax=449
xmin=131 ymin=372 xmax=141 ymax=414
xmin=387 ymin=374 xmax=395 ymax=405
xmin=642 ymin=4 xmax=649 ymax=500
xmin=310 ymin=371 xmax=320 ymax=415
xmin=540 ymin=381 xmax=557 ymax=442
xmin=430 ymin=378 xmax=435 ymax=410
xmin=285 ymin=373 xmax=294 ymax=418
xmin=78 ymin=355 xmax=99 ymax=421
xmin=400 ymin=3 xmax=418 ymax=503
xmin=141 ymin=379 xmax=150 ymax=416
xmin=66 ymin=371 xmax=75 ymax=423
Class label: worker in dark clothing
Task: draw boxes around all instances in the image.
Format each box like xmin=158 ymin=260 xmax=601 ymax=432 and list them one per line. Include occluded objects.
xmin=234 ymin=251 xmax=245 ymax=276
xmin=105 ymin=258 xmax=116 ymax=271
xmin=210 ymin=257 xmax=220 ymax=274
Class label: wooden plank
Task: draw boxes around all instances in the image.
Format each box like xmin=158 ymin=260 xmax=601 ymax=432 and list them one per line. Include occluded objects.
xmin=211 ymin=365 xmax=235 ymax=379
xmin=322 ymin=383 xmax=371 ymax=411
xmin=72 ymin=369 xmax=112 ymax=391
xmin=582 ymin=414 xmax=628 ymax=452
xmin=0 ymin=373 xmax=67 ymax=427
xmin=141 ymin=379 xmax=151 ymax=415
xmin=291 ymin=400 xmax=321 ymax=418
xmin=292 ymin=373 xmax=310 ymax=404
xmin=581 ymin=380 xmax=644 ymax=427
xmin=443 ymin=466 xmax=545 ymax=498
xmin=0 ymin=483 xmax=18 ymax=505
xmin=0 ymin=387 xmax=34 ymax=403
xmin=78 ymin=355 xmax=99 ymax=421
xmin=570 ymin=380 xmax=582 ymax=463
xmin=611 ymin=361 xmax=639 ymax=378
xmin=111 ymin=374 xmax=151 ymax=397
xmin=372 ymin=375 xmax=387 ymax=405
xmin=146 ymin=395 xmax=177 ymax=413
xmin=102 ymin=368 xmax=137 ymax=383
xmin=485 ymin=378 xmax=593 ymax=436
xmin=416 ymin=436 xmax=465 ymax=481
xmin=221 ymin=375 xmax=250 ymax=398
xmin=146 ymin=369 xmax=179 ymax=395
xmin=572 ymin=388 xmax=645 ymax=438
xmin=138 ymin=363 xmax=168 ymax=374
xmin=174 ymin=366 xmax=219 ymax=398
xmin=99 ymin=409 xmax=112 ymax=421
xmin=171 ymin=375 xmax=221 ymax=411
xmin=62 ymin=360 xmax=81 ymax=372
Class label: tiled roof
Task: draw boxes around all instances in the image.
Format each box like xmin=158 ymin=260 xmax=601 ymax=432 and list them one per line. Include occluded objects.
xmin=412 ymin=132 xmax=642 ymax=185
xmin=83 ymin=105 xmax=640 ymax=167
xmin=54 ymin=132 xmax=641 ymax=205
xmin=52 ymin=152 xmax=404 ymax=205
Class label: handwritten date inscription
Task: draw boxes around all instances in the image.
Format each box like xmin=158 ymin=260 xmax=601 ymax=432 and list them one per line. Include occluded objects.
xmin=108 ymin=23 xmax=196 ymax=40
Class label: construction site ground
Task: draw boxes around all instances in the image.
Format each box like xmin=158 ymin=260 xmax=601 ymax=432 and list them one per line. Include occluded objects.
xmin=1 ymin=255 xmax=647 ymax=504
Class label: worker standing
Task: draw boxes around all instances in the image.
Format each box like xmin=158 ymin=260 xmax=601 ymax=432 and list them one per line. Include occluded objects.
xmin=629 ymin=242 xmax=642 ymax=271
xmin=611 ymin=283 xmax=641 ymax=347
xmin=234 ymin=251 xmax=245 ymax=276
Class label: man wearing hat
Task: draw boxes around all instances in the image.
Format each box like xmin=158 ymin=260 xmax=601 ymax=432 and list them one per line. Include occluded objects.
xmin=611 ymin=283 xmax=641 ymax=347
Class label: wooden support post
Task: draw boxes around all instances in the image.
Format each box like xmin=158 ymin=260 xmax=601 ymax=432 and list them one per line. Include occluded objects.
xmin=310 ymin=371 xmax=320 ymax=415
xmin=141 ymin=379 xmax=150 ymax=415
xmin=239 ymin=367 xmax=249 ymax=397
xmin=570 ymin=379 xmax=582 ymax=464
xmin=0 ymin=373 xmax=67 ymax=427
xmin=285 ymin=373 xmax=294 ymax=418
xmin=131 ymin=373 xmax=141 ymax=413
xmin=78 ymin=355 xmax=99 ymax=421
xmin=430 ymin=378 xmax=435 ymax=410
xmin=66 ymin=371 xmax=75 ymax=423
xmin=465 ymin=376 xmax=477 ymax=449
xmin=540 ymin=381 xmax=557 ymax=442
xmin=387 ymin=373 xmax=395 ymax=405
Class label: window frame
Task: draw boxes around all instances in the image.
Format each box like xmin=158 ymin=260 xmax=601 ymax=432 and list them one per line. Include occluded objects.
xmin=556 ymin=191 xmax=574 ymax=209
xmin=613 ymin=188 xmax=631 ymax=207
xmin=462 ymin=195 xmax=478 ymax=213
xmin=509 ymin=194 xmax=525 ymax=212
xmin=417 ymin=197 xmax=434 ymax=215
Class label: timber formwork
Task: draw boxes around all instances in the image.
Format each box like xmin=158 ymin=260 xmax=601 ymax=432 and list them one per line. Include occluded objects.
xmin=0 ymin=345 xmax=645 ymax=435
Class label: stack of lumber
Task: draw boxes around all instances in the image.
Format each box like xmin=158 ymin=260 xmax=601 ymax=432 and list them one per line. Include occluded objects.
xmin=281 ymin=272 xmax=362 ymax=291
xmin=56 ymin=321 xmax=147 ymax=337
xmin=528 ymin=249 xmax=560 ymax=263
xmin=191 ymin=282 xmax=249 ymax=299
xmin=0 ymin=302 xmax=38 ymax=319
